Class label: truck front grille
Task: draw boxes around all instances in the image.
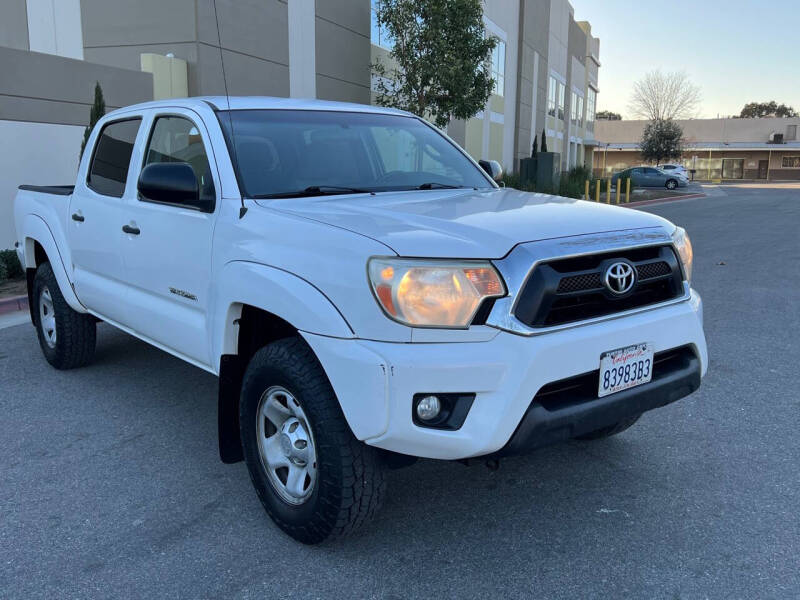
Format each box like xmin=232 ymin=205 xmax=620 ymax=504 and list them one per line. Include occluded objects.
xmin=513 ymin=245 xmax=684 ymax=328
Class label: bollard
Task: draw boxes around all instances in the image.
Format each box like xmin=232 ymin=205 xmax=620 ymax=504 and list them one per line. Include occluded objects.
xmin=585 ymin=179 xmax=589 ymax=200
xmin=595 ymin=179 xmax=600 ymax=202
xmin=606 ymin=179 xmax=611 ymax=204
xmin=615 ymin=180 xmax=621 ymax=204
xmin=625 ymin=178 xmax=631 ymax=203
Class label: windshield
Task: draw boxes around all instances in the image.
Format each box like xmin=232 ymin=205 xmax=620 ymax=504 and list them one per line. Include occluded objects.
xmin=217 ymin=110 xmax=493 ymax=198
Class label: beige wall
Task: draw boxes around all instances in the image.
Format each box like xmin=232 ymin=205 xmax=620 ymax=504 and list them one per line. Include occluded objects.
xmin=597 ymin=117 xmax=800 ymax=146
xmin=592 ymin=149 xmax=800 ymax=181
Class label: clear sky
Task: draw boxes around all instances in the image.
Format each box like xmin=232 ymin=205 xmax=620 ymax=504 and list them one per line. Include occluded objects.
xmin=569 ymin=0 xmax=800 ymax=119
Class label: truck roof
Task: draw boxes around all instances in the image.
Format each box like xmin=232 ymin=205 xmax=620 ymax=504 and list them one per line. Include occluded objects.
xmin=105 ymin=96 xmax=413 ymax=118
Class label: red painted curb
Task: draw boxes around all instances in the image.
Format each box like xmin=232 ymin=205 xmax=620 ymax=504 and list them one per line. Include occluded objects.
xmin=0 ymin=294 xmax=28 ymax=315
xmin=623 ymin=193 xmax=707 ymax=207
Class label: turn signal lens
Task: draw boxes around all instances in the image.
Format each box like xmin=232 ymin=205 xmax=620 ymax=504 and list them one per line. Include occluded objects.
xmin=672 ymin=227 xmax=693 ymax=283
xmin=368 ymin=258 xmax=506 ymax=327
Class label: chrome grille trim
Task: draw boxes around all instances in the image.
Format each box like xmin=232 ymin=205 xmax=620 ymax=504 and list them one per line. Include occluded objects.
xmin=486 ymin=227 xmax=691 ymax=337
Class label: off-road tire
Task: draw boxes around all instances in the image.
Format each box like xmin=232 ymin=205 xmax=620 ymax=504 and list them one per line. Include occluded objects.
xmin=574 ymin=414 xmax=641 ymax=441
xmin=239 ymin=337 xmax=387 ymax=544
xmin=33 ymin=262 xmax=96 ymax=369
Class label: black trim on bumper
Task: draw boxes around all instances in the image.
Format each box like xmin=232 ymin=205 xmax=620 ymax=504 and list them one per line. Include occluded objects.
xmin=492 ymin=346 xmax=701 ymax=457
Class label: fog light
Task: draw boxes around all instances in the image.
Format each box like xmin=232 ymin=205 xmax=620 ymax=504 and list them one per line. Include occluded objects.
xmin=415 ymin=395 xmax=441 ymax=421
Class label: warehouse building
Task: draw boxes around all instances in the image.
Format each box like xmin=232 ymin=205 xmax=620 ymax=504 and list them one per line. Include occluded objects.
xmin=594 ymin=117 xmax=800 ymax=181
xmin=0 ymin=0 xmax=602 ymax=249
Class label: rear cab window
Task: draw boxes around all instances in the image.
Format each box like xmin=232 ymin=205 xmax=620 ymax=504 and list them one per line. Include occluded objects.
xmin=87 ymin=118 xmax=142 ymax=197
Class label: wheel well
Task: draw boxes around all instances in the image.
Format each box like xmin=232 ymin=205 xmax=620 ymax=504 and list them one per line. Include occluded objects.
xmin=236 ymin=304 xmax=298 ymax=364
xmin=25 ymin=241 xmax=49 ymax=324
xmin=33 ymin=241 xmax=47 ymax=267
xmin=219 ymin=305 xmax=300 ymax=465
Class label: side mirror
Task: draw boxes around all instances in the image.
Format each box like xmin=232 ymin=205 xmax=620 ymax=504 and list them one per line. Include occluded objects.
xmin=137 ymin=163 xmax=210 ymax=211
xmin=479 ymin=159 xmax=504 ymax=182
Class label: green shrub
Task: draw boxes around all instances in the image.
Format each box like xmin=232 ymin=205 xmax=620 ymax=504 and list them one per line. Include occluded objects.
xmin=557 ymin=166 xmax=595 ymax=200
xmin=499 ymin=172 xmax=535 ymax=192
xmin=0 ymin=249 xmax=24 ymax=281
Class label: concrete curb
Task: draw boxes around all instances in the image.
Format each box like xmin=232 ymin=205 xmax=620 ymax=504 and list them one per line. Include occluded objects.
xmin=0 ymin=294 xmax=28 ymax=315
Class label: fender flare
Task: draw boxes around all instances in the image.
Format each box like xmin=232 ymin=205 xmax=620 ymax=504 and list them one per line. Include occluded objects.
xmin=211 ymin=260 xmax=354 ymax=366
xmin=212 ymin=261 xmax=355 ymax=464
xmin=23 ymin=215 xmax=86 ymax=313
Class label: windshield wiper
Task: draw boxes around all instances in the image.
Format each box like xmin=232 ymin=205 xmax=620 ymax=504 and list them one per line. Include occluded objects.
xmin=416 ymin=182 xmax=470 ymax=190
xmin=252 ymin=185 xmax=374 ymax=199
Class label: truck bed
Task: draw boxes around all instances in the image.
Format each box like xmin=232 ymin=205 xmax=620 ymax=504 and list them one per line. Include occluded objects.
xmin=18 ymin=185 xmax=75 ymax=195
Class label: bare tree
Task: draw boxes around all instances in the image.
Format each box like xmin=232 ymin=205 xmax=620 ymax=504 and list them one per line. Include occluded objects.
xmin=628 ymin=70 xmax=701 ymax=121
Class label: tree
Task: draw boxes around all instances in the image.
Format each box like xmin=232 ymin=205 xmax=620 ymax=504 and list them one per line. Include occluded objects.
xmin=540 ymin=128 xmax=548 ymax=153
xmin=640 ymin=119 xmax=683 ymax=165
xmin=738 ymin=101 xmax=797 ymax=118
xmin=628 ymin=70 xmax=701 ymax=121
xmin=371 ymin=0 xmax=497 ymax=128
xmin=531 ymin=134 xmax=537 ymax=157
xmin=80 ymin=82 xmax=106 ymax=160
xmin=596 ymin=110 xmax=622 ymax=121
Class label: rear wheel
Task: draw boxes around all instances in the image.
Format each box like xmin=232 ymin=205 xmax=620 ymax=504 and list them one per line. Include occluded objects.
xmin=665 ymin=179 xmax=678 ymax=190
xmin=239 ymin=337 xmax=386 ymax=544
xmin=574 ymin=414 xmax=641 ymax=440
xmin=33 ymin=262 xmax=96 ymax=369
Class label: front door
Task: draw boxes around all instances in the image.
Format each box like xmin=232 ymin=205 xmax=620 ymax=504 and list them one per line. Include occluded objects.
xmin=69 ymin=117 xmax=143 ymax=323
xmin=119 ymin=110 xmax=218 ymax=367
xmin=758 ymin=160 xmax=768 ymax=179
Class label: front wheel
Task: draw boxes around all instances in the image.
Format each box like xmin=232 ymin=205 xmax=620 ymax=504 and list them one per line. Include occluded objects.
xmin=665 ymin=179 xmax=678 ymax=190
xmin=33 ymin=262 xmax=96 ymax=369
xmin=239 ymin=337 xmax=386 ymax=544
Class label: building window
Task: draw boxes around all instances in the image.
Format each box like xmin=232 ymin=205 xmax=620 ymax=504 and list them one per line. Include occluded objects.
xmin=490 ymin=40 xmax=506 ymax=96
xmin=547 ymin=76 xmax=557 ymax=117
xmin=570 ymin=92 xmax=576 ymax=123
xmin=587 ymin=89 xmax=596 ymax=125
xmin=782 ymin=156 xmax=800 ymax=168
xmin=557 ymin=82 xmax=565 ymax=121
xmin=370 ymin=0 xmax=393 ymax=49
xmin=577 ymin=95 xmax=584 ymax=128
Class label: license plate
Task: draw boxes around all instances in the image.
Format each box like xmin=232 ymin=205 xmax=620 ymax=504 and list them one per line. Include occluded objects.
xmin=598 ymin=343 xmax=654 ymax=398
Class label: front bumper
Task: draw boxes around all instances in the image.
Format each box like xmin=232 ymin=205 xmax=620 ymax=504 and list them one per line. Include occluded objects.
xmin=495 ymin=345 xmax=700 ymax=457
xmin=303 ymin=290 xmax=707 ymax=460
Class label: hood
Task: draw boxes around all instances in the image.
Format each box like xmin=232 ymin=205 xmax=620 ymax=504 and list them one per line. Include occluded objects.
xmin=259 ymin=188 xmax=673 ymax=258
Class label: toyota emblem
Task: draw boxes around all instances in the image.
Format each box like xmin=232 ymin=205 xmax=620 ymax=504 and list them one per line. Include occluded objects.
xmin=604 ymin=261 xmax=636 ymax=295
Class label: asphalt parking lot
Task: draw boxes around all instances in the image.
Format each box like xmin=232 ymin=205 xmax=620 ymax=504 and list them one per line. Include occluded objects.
xmin=1 ymin=185 xmax=798 ymax=599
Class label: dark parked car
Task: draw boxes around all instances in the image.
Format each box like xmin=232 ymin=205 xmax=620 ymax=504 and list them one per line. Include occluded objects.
xmin=612 ymin=167 xmax=687 ymax=190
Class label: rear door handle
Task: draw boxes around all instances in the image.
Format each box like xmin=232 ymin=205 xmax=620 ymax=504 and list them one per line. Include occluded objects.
xmin=71 ymin=212 xmax=84 ymax=222
xmin=122 ymin=224 xmax=140 ymax=235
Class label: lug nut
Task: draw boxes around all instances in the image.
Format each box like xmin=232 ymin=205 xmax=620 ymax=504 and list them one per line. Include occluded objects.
xmin=416 ymin=395 xmax=441 ymax=421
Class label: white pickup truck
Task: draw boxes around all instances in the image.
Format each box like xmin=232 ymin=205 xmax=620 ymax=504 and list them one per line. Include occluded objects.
xmin=14 ymin=97 xmax=706 ymax=544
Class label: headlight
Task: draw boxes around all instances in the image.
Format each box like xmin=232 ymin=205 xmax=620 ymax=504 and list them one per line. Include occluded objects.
xmin=368 ymin=258 xmax=506 ymax=327
xmin=672 ymin=227 xmax=693 ymax=283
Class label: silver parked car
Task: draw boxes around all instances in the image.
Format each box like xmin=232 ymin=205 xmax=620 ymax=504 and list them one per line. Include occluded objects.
xmin=611 ymin=166 xmax=688 ymax=190
xmin=659 ymin=163 xmax=690 ymax=180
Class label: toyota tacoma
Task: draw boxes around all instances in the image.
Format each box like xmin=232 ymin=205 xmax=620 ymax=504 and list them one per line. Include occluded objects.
xmin=13 ymin=97 xmax=706 ymax=543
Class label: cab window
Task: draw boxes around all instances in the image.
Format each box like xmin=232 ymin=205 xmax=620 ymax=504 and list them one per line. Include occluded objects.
xmin=87 ymin=118 xmax=142 ymax=197
xmin=143 ymin=116 xmax=215 ymax=205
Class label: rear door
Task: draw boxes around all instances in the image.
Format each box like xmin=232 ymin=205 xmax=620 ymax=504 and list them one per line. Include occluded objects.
xmin=119 ymin=109 xmax=219 ymax=367
xmin=69 ymin=117 xmax=143 ymax=323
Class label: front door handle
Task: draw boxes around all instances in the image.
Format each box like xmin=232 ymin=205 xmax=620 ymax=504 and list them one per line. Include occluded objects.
xmin=122 ymin=224 xmax=140 ymax=235
xmin=71 ymin=212 xmax=84 ymax=222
